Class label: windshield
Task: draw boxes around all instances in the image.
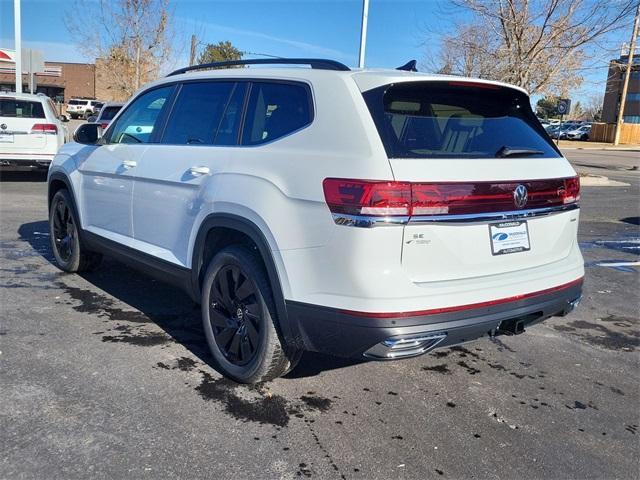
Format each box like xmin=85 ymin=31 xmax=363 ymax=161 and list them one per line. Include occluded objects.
xmin=100 ymin=106 xmax=122 ymax=121
xmin=363 ymin=82 xmax=560 ymax=159
xmin=68 ymin=100 xmax=85 ymax=105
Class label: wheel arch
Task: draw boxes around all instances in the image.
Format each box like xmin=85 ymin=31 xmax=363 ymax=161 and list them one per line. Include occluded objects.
xmin=191 ymin=213 xmax=301 ymax=348
xmin=48 ymin=171 xmax=82 ymax=228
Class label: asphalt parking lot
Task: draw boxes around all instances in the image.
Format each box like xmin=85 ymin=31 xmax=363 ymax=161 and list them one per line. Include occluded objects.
xmin=1 ymin=150 xmax=639 ymax=479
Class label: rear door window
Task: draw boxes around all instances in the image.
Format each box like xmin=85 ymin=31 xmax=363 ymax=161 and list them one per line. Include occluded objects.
xmin=363 ymin=82 xmax=559 ymax=159
xmin=0 ymin=99 xmax=45 ymax=118
xmin=161 ymin=81 xmax=245 ymax=145
xmin=241 ymin=82 xmax=312 ymax=145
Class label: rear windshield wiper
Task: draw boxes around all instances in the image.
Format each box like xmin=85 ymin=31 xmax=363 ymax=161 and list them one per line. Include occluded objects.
xmin=495 ymin=146 xmax=545 ymax=158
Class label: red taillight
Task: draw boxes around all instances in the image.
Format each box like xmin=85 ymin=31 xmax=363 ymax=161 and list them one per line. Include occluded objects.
xmin=100 ymin=122 xmax=109 ymax=130
xmin=31 ymin=123 xmax=58 ymax=134
xmin=323 ymin=177 xmax=580 ymax=217
xmin=323 ymin=179 xmax=411 ymax=216
xmin=561 ymin=177 xmax=580 ymax=204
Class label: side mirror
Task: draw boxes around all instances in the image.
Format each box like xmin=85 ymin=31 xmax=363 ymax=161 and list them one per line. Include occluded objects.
xmin=87 ymin=116 xmax=97 ymax=123
xmin=73 ymin=123 xmax=102 ymax=145
xmin=59 ymin=114 xmax=69 ymax=123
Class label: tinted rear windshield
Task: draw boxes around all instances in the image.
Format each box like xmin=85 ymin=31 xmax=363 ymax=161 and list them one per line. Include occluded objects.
xmin=100 ymin=106 xmax=121 ymax=120
xmin=68 ymin=100 xmax=85 ymax=105
xmin=363 ymin=82 xmax=559 ymax=159
xmin=0 ymin=99 xmax=45 ymax=118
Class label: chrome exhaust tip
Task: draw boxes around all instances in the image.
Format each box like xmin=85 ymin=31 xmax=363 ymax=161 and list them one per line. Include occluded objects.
xmin=568 ymin=295 xmax=582 ymax=310
xmin=559 ymin=295 xmax=582 ymax=316
xmin=363 ymin=332 xmax=447 ymax=359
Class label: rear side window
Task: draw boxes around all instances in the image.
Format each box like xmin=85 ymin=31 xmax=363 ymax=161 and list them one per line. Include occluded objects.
xmin=0 ymin=99 xmax=45 ymax=118
xmin=162 ymin=82 xmax=245 ymax=145
xmin=363 ymin=82 xmax=559 ymax=159
xmin=241 ymin=82 xmax=312 ymax=145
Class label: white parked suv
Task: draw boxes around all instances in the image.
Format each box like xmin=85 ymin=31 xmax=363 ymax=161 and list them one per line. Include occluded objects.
xmin=66 ymin=98 xmax=102 ymax=119
xmin=47 ymin=58 xmax=584 ymax=383
xmin=0 ymin=92 xmax=69 ymax=169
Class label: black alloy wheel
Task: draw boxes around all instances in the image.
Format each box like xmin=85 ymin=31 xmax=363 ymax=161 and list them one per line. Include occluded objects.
xmin=52 ymin=197 xmax=76 ymax=262
xmin=209 ymin=264 xmax=261 ymax=366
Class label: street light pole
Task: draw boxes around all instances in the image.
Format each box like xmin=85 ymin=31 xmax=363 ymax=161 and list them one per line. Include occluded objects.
xmin=14 ymin=0 xmax=22 ymax=94
xmin=189 ymin=35 xmax=197 ymax=66
xmin=358 ymin=0 xmax=370 ymax=68
xmin=613 ymin=3 xmax=640 ymax=146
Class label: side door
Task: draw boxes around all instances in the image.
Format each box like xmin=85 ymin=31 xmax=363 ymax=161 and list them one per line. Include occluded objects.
xmin=131 ymin=81 xmax=247 ymax=266
xmin=77 ymin=85 xmax=174 ymax=244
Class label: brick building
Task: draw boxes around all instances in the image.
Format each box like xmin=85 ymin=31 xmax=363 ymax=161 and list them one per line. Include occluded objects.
xmin=0 ymin=61 xmax=97 ymax=104
xmin=602 ymin=54 xmax=640 ymax=124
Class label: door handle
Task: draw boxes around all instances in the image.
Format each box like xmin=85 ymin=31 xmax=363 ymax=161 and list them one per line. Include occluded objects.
xmin=121 ymin=159 xmax=137 ymax=169
xmin=189 ymin=166 xmax=210 ymax=176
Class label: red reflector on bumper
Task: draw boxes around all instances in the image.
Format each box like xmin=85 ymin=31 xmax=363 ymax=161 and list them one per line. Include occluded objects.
xmin=338 ymin=277 xmax=584 ymax=318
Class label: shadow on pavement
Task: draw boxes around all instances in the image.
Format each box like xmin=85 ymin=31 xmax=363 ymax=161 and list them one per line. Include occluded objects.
xmin=620 ymin=216 xmax=639 ymax=226
xmin=0 ymin=170 xmax=48 ymax=182
xmin=17 ymin=219 xmax=363 ymax=380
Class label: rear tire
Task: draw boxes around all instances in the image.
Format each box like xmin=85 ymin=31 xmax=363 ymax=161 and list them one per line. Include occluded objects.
xmin=49 ymin=189 xmax=102 ymax=273
xmin=201 ymin=245 xmax=299 ymax=383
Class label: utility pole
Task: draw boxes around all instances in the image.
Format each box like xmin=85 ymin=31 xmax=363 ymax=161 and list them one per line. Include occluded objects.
xmin=14 ymin=0 xmax=22 ymax=94
xmin=614 ymin=3 xmax=640 ymax=145
xmin=358 ymin=0 xmax=369 ymax=68
xmin=189 ymin=35 xmax=197 ymax=66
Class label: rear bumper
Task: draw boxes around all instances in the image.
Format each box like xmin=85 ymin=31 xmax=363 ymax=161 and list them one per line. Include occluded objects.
xmin=287 ymin=278 xmax=583 ymax=359
xmin=0 ymin=155 xmax=53 ymax=168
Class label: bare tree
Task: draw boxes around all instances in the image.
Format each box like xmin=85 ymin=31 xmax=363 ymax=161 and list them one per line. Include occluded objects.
xmin=427 ymin=0 xmax=638 ymax=95
xmin=585 ymin=93 xmax=604 ymax=121
xmin=66 ymin=0 xmax=173 ymax=100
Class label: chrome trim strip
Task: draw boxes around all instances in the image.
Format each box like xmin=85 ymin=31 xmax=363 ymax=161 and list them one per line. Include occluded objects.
xmin=331 ymin=204 xmax=578 ymax=228
xmin=409 ymin=203 xmax=579 ymax=224
xmin=331 ymin=214 xmax=410 ymax=228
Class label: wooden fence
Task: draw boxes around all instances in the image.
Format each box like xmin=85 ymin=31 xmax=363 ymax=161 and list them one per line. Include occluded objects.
xmin=590 ymin=122 xmax=640 ymax=144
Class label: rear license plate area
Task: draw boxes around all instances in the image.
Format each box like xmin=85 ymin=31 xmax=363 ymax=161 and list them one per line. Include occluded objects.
xmin=489 ymin=221 xmax=530 ymax=255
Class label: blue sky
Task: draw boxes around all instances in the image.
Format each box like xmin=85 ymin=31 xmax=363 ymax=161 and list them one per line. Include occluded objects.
xmin=0 ymin=0 xmax=631 ymax=102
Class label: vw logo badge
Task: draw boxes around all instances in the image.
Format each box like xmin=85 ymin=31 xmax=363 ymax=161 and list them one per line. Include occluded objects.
xmin=513 ymin=184 xmax=528 ymax=209
xmin=0 ymin=124 xmax=6 ymax=130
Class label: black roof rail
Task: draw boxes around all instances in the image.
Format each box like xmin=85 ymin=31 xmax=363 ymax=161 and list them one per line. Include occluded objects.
xmin=167 ymin=58 xmax=351 ymax=77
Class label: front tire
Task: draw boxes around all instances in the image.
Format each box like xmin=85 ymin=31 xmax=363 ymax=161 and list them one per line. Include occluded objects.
xmin=49 ymin=189 xmax=102 ymax=272
xmin=201 ymin=245 xmax=298 ymax=383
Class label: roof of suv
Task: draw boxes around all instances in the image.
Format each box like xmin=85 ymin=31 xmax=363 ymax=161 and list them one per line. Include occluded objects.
xmin=144 ymin=64 xmax=529 ymax=96
xmin=0 ymin=92 xmax=50 ymax=102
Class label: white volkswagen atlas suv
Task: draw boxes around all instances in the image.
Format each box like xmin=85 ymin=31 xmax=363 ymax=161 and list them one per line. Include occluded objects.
xmin=1 ymin=92 xmax=68 ymax=169
xmin=47 ymin=58 xmax=584 ymax=383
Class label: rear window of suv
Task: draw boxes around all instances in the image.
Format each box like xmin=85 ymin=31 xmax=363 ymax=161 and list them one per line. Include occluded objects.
xmin=0 ymin=99 xmax=45 ymax=118
xmin=100 ymin=106 xmax=122 ymax=121
xmin=363 ymin=82 xmax=560 ymax=159
xmin=68 ymin=100 xmax=85 ymax=105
